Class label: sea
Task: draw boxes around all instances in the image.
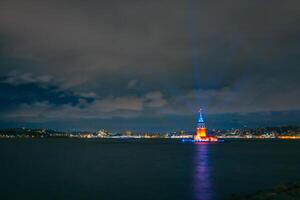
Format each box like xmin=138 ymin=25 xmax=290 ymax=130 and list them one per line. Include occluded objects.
xmin=0 ymin=139 xmax=300 ymax=200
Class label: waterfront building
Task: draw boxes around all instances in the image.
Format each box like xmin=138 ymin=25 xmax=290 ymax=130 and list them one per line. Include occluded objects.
xmin=97 ymin=129 xmax=110 ymax=138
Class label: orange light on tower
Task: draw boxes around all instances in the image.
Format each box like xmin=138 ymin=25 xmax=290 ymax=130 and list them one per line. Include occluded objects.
xmin=197 ymin=127 xmax=207 ymax=137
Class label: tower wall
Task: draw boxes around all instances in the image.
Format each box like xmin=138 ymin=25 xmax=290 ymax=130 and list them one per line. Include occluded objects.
xmin=197 ymin=127 xmax=207 ymax=137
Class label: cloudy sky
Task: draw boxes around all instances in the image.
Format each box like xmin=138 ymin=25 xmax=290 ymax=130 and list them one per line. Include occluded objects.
xmin=0 ymin=0 xmax=299 ymax=131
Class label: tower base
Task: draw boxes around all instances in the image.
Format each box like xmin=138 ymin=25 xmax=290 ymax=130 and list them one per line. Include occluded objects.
xmin=194 ymin=136 xmax=218 ymax=142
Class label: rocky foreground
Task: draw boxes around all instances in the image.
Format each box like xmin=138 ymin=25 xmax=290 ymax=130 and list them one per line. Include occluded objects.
xmin=228 ymin=183 xmax=300 ymax=200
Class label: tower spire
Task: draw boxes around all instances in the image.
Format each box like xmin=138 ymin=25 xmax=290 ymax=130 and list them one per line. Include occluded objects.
xmin=198 ymin=108 xmax=204 ymax=123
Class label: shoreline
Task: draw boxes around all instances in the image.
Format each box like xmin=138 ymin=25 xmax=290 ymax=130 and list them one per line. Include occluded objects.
xmin=0 ymin=137 xmax=300 ymax=141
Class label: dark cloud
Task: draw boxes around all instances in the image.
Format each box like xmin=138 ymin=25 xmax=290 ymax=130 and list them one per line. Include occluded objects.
xmin=0 ymin=73 xmax=93 ymax=111
xmin=0 ymin=0 xmax=299 ymax=130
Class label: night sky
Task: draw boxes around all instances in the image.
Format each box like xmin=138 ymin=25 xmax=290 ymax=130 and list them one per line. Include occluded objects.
xmin=0 ymin=0 xmax=299 ymax=131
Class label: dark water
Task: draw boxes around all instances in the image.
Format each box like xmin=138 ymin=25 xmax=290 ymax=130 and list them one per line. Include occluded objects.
xmin=0 ymin=139 xmax=300 ymax=200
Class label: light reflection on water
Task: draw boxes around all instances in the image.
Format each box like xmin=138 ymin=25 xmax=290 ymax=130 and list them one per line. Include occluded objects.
xmin=194 ymin=143 xmax=214 ymax=200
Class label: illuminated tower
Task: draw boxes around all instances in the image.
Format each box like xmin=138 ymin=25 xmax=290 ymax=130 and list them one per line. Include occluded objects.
xmin=194 ymin=109 xmax=207 ymax=140
xmin=194 ymin=108 xmax=218 ymax=142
